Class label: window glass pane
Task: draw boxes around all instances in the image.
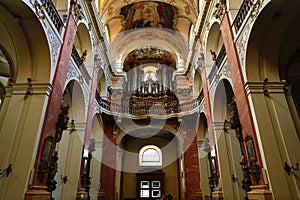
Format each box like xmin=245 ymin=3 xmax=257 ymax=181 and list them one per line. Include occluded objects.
xmin=140 ymin=189 xmax=150 ymax=197
xmin=152 ymin=190 xmax=161 ymax=198
xmin=143 ymin=148 xmax=159 ymax=162
xmin=141 ymin=181 xmax=149 ymax=188
xmin=152 ymin=181 xmax=160 ymax=188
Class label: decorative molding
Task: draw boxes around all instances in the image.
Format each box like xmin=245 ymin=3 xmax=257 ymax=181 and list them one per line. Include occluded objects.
xmin=30 ymin=0 xmax=46 ymax=20
xmin=236 ymin=23 xmax=251 ymax=69
xmin=9 ymin=83 xmax=53 ymax=96
xmin=244 ymin=82 xmax=285 ymax=95
xmin=46 ymin=28 xmax=61 ymax=69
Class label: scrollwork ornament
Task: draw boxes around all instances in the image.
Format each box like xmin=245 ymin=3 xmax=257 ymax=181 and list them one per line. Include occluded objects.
xmin=250 ymin=0 xmax=264 ymax=18
xmin=30 ymin=0 xmax=46 ymax=19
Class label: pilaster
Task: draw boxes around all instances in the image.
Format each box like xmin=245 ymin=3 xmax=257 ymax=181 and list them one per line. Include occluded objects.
xmin=99 ymin=116 xmax=117 ymax=200
xmin=245 ymin=81 xmax=300 ymax=199
xmin=183 ymin=117 xmax=201 ymax=200
xmin=219 ymin=10 xmax=264 ymax=186
xmin=0 ymin=83 xmax=52 ymax=200
xmin=25 ymin=1 xmax=83 ymax=198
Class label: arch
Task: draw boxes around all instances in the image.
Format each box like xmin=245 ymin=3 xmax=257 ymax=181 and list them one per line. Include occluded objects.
xmin=119 ymin=129 xmax=181 ymax=199
xmin=212 ymin=79 xmax=244 ymax=199
xmin=139 ymin=145 xmax=162 ymax=166
xmin=90 ymin=114 xmax=104 ymax=200
xmin=0 ymin=2 xmax=51 ymax=83
xmin=64 ymin=80 xmax=86 ymax=123
xmin=193 ymin=69 xmax=202 ymax=97
xmin=205 ymin=22 xmax=223 ymax=74
xmin=98 ymin=71 xmax=107 ymax=98
xmin=244 ymin=3 xmax=300 ymax=198
xmin=213 ymin=79 xmax=233 ymax=122
xmin=74 ymin=22 xmax=93 ymax=73
xmin=245 ymin=0 xmax=300 ymax=82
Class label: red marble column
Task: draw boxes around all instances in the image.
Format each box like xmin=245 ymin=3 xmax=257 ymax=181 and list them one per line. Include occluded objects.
xmin=183 ymin=116 xmax=201 ymax=200
xmin=31 ymin=2 xmax=79 ymax=187
xmin=100 ymin=116 xmax=117 ymax=200
xmin=77 ymin=66 xmax=100 ymax=195
xmin=83 ymin=67 xmax=99 ymax=148
xmin=200 ymin=56 xmax=216 ymax=149
xmin=219 ymin=11 xmax=264 ymax=184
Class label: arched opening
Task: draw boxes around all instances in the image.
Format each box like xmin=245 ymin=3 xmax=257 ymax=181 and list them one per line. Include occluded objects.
xmin=193 ymin=69 xmax=202 ymax=98
xmin=120 ymin=129 xmax=180 ymax=200
xmin=89 ymin=114 xmax=104 ymax=200
xmin=213 ymin=79 xmax=244 ymax=199
xmin=206 ymin=22 xmax=223 ymax=75
xmin=245 ymin=1 xmax=300 ymax=198
xmin=53 ymin=80 xmax=86 ymax=200
xmin=98 ymin=73 xmax=107 ymax=99
xmin=196 ymin=113 xmax=211 ymax=199
xmin=74 ymin=22 xmax=93 ymax=74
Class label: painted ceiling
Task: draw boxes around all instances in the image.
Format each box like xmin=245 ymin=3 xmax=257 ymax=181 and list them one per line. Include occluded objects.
xmin=98 ymin=0 xmax=198 ymax=74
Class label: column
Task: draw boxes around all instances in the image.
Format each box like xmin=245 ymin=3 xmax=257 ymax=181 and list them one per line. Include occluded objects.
xmin=0 ymin=83 xmax=52 ymax=200
xmin=25 ymin=1 xmax=83 ymax=199
xmin=245 ymin=82 xmax=299 ymax=199
xmin=76 ymin=64 xmax=100 ymax=197
xmin=99 ymin=116 xmax=117 ymax=200
xmin=89 ymin=141 xmax=103 ymax=200
xmin=59 ymin=123 xmax=85 ymax=200
xmin=182 ymin=115 xmax=201 ymax=200
xmin=197 ymin=140 xmax=210 ymax=199
xmin=219 ymin=8 xmax=265 ymax=189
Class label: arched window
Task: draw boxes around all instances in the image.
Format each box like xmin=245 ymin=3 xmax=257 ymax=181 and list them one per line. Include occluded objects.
xmin=139 ymin=145 xmax=162 ymax=166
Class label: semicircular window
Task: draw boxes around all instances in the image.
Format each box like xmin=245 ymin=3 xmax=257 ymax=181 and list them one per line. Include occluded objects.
xmin=139 ymin=145 xmax=162 ymax=166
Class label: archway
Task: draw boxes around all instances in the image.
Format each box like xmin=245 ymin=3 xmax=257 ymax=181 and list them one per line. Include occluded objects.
xmin=206 ymin=22 xmax=223 ymax=75
xmin=120 ymin=129 xmax=180 ymax=200
xmin=212 ymin=79 xmax=244 ymax=199
xmin=74 ymin=22 xmax=93 ymax=74
xmin=89 ymin=114 xmax=104 ymax=200
xmin=193 ymin=69 xmax=202 ymax=98
xmin=245 ymin=1 xmax=300 ymax=198
xmin=53 ymin=80 xmax=86 ymax=200
xmin=0 ymin=2 xmax=52 ymax=199
xmin=196 ymin=113 xmax=210 ymax=199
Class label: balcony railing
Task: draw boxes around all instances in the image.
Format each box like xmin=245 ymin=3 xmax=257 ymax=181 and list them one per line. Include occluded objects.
xmin=232 ymin=0 xmax=252 ymax=32
xmin=71 ymin=45 xmax=91 ymax=83
xmin=42 ymin=0 xmax=64 ymax=33
xmin=95 ymin=89 xmax=204 ymax=117
xmin=208 ymin=45 xmax=226 ymax=83
xmin=215 ymin=45 xmax=226 ymax=69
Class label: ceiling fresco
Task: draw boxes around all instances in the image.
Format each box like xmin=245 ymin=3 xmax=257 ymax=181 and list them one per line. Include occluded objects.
xmin=120 ymin=1 xmax=178 ymax=31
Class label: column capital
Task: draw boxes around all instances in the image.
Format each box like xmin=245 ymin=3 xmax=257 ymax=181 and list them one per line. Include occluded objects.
xmin=5 ymin=83 xmax=53 ymax=96
xmin=68 ymin=122 xmax=86 ymax=132
xmin=244 ymin=81 xmax=285 ymax=95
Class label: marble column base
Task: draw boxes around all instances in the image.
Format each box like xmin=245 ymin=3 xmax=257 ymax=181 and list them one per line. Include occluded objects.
xmin=247 ymin=185 xmax=273 ymax=200
xmin=24 ymin=186 xmax=51 ymax=200
xmin=76 ymin=188 xmax=88 ymax=200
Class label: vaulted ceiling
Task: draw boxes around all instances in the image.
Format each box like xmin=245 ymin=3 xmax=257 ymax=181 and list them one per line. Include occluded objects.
xmin=97 ymin=0 xmax=198 ymax=74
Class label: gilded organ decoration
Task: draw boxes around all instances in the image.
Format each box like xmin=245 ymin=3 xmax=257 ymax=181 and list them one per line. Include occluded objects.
xmin=123 ymin=47 xmax=176 ymax=71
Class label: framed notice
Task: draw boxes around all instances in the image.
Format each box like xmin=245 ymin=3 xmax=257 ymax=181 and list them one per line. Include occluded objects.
xmin=244 ymin=135 xmax=256 ymax=162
